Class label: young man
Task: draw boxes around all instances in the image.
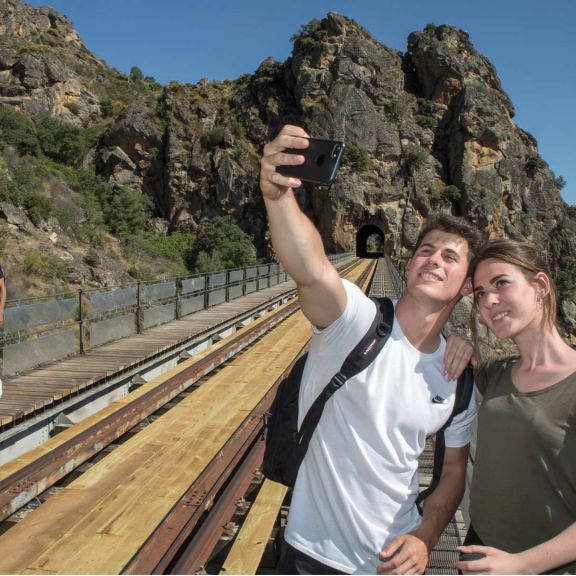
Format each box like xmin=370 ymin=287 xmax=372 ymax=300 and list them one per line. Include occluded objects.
xmin=260 ymin=125 xmax=485 ymax=575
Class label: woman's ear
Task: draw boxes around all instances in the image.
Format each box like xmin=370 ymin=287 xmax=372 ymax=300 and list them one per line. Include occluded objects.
xmin=534 ymin=272 xmax=551 ymax=299
xmin=460 ymin=277 xmax=473 ymax=297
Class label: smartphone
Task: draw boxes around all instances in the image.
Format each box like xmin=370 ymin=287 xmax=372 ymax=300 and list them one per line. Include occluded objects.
xmin=278 ymin=138 xmax=345 ymax=184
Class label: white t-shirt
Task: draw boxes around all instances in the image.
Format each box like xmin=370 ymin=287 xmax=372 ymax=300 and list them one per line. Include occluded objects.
xmin=285 ymin=280 xmax=477 ymax=574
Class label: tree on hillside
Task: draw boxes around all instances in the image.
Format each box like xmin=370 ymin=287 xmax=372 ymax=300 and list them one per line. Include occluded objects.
xmin=0 ymin=105 xmax=40 ymax=156
xmin=130 ymin=66 xmax=144 ymax=82
xmin=36 ymin=115 xmax=86 ymax=165
xmin=187 ymin=216 xmax=257 ymax=272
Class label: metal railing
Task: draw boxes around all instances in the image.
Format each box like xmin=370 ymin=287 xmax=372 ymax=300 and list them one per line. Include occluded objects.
xmin=0 ymin=254 xmax=352 ymax=377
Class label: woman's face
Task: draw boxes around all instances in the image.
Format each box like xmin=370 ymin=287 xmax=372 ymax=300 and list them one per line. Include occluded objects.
xmin=473 ymin=258 xmax=543 ymax=340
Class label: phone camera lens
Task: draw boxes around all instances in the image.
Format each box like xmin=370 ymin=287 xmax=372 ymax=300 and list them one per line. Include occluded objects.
xmin=331 ymin=145 xmax=340 ymax=159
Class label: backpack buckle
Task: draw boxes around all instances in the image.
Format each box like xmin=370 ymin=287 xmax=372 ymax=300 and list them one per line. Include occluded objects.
xmin=376 ymin=321 xmax=391 ymax=337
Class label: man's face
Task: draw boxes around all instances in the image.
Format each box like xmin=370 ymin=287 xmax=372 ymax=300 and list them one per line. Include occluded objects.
xmin=405 ymin=230 xmax=471 ymax=305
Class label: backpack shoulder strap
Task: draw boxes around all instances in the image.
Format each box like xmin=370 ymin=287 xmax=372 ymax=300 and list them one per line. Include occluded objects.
xmin=338 ymin=297 xmax=394 ymax=379
xmin=296 ymin=296 xmax=394 ymax=459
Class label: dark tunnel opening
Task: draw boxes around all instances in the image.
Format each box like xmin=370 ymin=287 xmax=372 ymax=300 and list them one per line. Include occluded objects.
xmin=356 ymin=224 xmax=385 ymax=259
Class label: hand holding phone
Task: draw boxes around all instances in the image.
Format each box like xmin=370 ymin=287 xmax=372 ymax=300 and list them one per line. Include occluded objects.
xmin=278 ymin=137 xmax=345 ymax=184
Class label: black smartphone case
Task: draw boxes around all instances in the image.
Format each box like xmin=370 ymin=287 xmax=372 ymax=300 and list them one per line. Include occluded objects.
xmin=278 ymin=138 xmax=345 ymax=184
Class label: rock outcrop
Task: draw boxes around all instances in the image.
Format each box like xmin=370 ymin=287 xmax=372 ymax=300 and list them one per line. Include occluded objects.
xmin=0 ymin=3 xmax=574 ymax=332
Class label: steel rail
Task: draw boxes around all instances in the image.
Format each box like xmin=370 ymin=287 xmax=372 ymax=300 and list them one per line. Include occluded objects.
xmin=169 ymin=438 xmax=265 ymax=574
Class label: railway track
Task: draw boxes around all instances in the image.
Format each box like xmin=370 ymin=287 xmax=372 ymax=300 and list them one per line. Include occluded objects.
xmin=0 ymin=257 xmax=396 ymax=574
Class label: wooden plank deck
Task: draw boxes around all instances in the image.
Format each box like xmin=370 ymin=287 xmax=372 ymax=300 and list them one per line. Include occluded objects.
xmin=220 ymin=480 xmax=288 ymax=575
xmin=0 ymin=279 xmax=301 ymax=428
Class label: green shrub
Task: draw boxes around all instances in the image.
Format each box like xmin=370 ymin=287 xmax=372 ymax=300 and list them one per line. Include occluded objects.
xmin=0 ymin=222 xmax=8 ymax=256
xmin=290 ymin=19 xmax=328 ymax=51
xmin=23 ymin=192 xmax=52 ymax=225
xmin=0 ymin=167 xmax=17 ymax=203
xmin=147 ymin=147 xmax=159 ymax=161
xmin=402 ymin=144 xmax=428 ymax=173
xmin=130 ymin=66 xmax=144 ymax=82
xmin=415 ymin=115 xmax=438 ymax=130
xmin=417 ymin=98 xmax=436 ymax=116
xmin=524 ymin=156 xmax=547 ymax=177
xmin=100 ymin=99 xmax=114 ymax=118
xmin=69 ymin=171 xmax=152 ymax=239
xmin=0 ymin=105 xmax=40 ymax=156
xmin=204 ymin=126 xmax=226 ymax=148
xmin=429 ymin=182 xmax=462 ymax=205
xmin=36 ymin=114 xmax=87 ymax=165
xmin=72 ymin=171 xmax=107 ymax=229
xmin=143 ymin=231 xmax=194 ymax=262
xmin=555 ymin=175 xmax=566 ymax=190
xmin=415 ymin=99 xmax=438 ymax=130
xmin=104 ymin=187 xmax=153 ymax=237
xmin=186 ymin=216 xmax=257 ymax=272
xmin=84 ymin=248 xmax=101 ymax=267
xmin=342 ymin=143 xmax=370 ymax=172
xmin=444 ymin=185 xmax=462 ymax=201
xmin=23 ymin=251 xmax=68 ymax=281
xmin=127 ymin=265 xmax=155 ymax=281
xmin=231 ymin=119 xmax=246 ymax=140
xmin=0 ymin=164 xmax=53 ymax=223
xmin=194 ymin=250 xmax=225 ymax=273
xmin=384 ymin=97 xmax=409 ymax=121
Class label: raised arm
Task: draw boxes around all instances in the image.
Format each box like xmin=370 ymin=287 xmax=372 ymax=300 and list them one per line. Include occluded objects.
xmin=260 ymin=125 xmax=346 ymax=328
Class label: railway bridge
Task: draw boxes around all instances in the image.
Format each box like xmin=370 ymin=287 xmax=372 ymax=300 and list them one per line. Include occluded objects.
xmin=0 ymin=255 xmax=469 ymax=574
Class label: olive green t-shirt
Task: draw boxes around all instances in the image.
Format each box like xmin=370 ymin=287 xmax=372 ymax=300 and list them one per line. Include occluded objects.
xmin=470 ymin=357 xmax=576 ymax=573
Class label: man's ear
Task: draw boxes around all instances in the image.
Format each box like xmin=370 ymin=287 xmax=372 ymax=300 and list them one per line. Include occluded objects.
xmin=460 ymin=277 xmax=473 ymax=297
xmin=405 ymin=257 xmax=413 ymax=274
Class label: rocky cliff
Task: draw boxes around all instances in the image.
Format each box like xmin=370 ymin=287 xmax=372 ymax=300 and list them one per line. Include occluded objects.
xmin=0 ymin=2 xmax=574 ymax=332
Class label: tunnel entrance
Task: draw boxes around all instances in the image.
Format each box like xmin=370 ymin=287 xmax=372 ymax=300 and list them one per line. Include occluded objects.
xmin=356 ymin=224 xmax=385 ymax=258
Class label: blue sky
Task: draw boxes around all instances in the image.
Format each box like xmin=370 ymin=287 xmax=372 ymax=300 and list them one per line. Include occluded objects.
xmin=26 ymin=0 xmax=576 ymax=206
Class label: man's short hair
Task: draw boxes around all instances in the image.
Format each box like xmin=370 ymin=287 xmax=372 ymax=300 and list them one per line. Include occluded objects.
xmin=415 ymin=214 xmax=486 ymax=264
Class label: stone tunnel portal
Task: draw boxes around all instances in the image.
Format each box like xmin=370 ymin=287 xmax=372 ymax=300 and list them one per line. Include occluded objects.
xmin=356 ymin=224 xmax=385 ymax=259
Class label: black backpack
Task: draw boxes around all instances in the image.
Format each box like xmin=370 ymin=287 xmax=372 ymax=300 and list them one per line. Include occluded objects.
xmin=262 ymin=296 xmax=475 ymax=493
xmin=262 ymin=297 xmax=395 ymax=487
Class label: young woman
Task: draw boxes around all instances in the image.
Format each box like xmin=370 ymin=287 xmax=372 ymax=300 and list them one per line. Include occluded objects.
xmin=457 ymin=239 xmax=576 ymax=575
